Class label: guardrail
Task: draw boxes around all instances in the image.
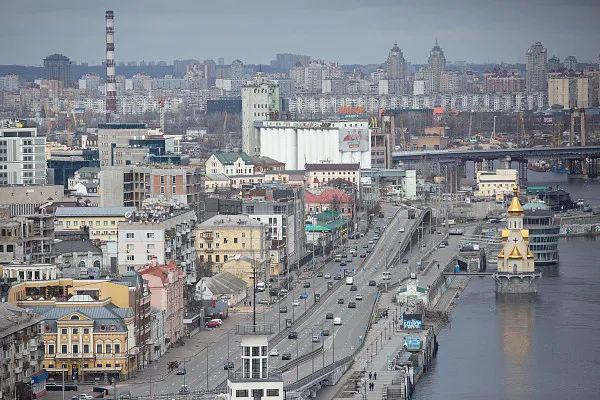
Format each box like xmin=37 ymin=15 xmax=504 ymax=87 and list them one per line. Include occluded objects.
xmin=280 ymin=345 xmax=324 ymax=372
xmin=285 ymin=355 xmax=354 ymax=392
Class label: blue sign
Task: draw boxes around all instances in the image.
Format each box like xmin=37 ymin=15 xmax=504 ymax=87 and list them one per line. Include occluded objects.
xmin=404 ymin=336 xmax=421 ymax=351
xmin=402 ymin=313 xmax=423 ymax=330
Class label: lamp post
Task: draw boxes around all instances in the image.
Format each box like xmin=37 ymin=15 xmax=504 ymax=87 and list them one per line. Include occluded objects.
xmin=295 ymin=335 xmax=299 ymax=381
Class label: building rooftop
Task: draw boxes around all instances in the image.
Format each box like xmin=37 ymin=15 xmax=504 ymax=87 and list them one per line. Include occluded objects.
xmin=0 ymin=303 xmax=42 ymax=338
xmin=199 ymin=214 xmax=265 ymax=228
xmin=214 ymin=151 xmax=253 ymax=166
xmin=53 ymin=239 xmax=102 ymax=255
xmin=305 ymin=163 xmax=360 ymax=171
xmin=55 ymin=206 xmax=136 ymax=217
xmin=200 ymin=271 xmax=247 ymax=295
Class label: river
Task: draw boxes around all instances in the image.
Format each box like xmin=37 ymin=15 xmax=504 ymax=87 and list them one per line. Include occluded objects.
xmin=414 ymin=174 xmax=600 ymax=400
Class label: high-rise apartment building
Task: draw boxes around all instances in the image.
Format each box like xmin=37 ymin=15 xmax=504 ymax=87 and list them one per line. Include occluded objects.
xmin=526 ymin=42 xmax=548 ymax=92
xmin=241 ymin=75 xmax=281 ymax=156
xmin=548 ymin=75 xmax=594 ymax=109
xmin=97 ymin=122 xmax=147 ymax=166
xmin=386 ymin=42 xmax=407 ymax=81
xmin=43 ymin=53 xmax=72 ymax=87
xmin=427 ymin=40 xmax=446 ymax=93
xmin=0 ymin=123 xmax=46 ymax=186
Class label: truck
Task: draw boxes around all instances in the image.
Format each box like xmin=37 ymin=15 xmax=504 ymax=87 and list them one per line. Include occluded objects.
xmin=345 ymin=276 xmax=354 ymax=285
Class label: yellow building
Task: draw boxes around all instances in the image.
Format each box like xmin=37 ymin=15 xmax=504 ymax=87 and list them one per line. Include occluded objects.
xmin=195 ymin=214 xmax=270 ymax=280
xmin=54 ymin=206 xmax=136 ymax=242
xmin=475 ymin=169 xmax=518 ymax=198
xmin=497 ymin=193 xmax=535 ymax=274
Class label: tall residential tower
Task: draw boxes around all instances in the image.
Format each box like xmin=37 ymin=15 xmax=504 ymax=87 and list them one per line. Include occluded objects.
xmin=526 ymin=41 xmax=548 ymax=92
xmin=427 ymin=40 xmax=446 ymax=93
xmin=241 ymin=75 xmax=280 ymax=156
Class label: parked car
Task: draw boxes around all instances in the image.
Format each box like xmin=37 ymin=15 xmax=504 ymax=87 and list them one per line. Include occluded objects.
xmin=350 ymin=285 xmax=357 ymax=291
xmin=341 ymin=254 xmax=348 ymax=258
xmin=292 ymin=300 xmax=300 ymax=307
xmin=334 ymin=275 xmax=342 ymax=280
xmin=348 ymin=302 xmax=357 ymax=309
xmin=223 ymin=361 xmax=234 ymax=370
xmin=258 ymin=298 xmax=269 ymax=305
xmin=368 ymin=280 xmax=376 ymax=286
xmin=340 ymin=262 xmax=347 ymax=267
xmin=282 ymin=353 xmax=292 ymax=361
xmin=279 ymin=306 xmax=288 ymax=313
xmin=316 ymin=272 xmax=323 ymax=277
xmin=303 ymin=282 xmax=311 ymax=288
xmin=355 ymin=294 xmax=363 ymax=300
xmin=324 ymin=273 xmax=331 ymax=279
xmin=333 ymin=317 xmax=342 ymax=325
xmin=288 ymin=331 xmax=298 ymax=339
xmin=326 ymin=312 xmax=334 ymax=319
xmin=205 ymin=320 xmax=220 ymax=328
xmin=269 ymin=348 xmax=279 ymax=357
xmin=312 ymin=335 xmax=320 ymax=343
xmin=179 ymin=385 xmax=190 ymax=395
xmin=322 ymin=329 xmax=330 ymax=336
xmin=337 ymin=298 xmax=345 ymax=304
xmin=176 ymin=368 xmax=186 ymax=375
xmin=360 ymin=253 xmax=367 ymax=258
xmin=366 ymin=249 xmax=372 ymax=254
xmin=402 ymin=258 xmax=409 ymax=264
xmin=399 ymin=227 xmax=405 ymax=232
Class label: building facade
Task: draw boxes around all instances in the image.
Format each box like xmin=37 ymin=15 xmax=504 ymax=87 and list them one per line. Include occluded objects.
xmin=0 ymin=124 xmax=46 ymax=186
xmin=241 ymin=75 xmax=281 ymax=156
xmin=526 ymin=41 xmax=548 ymax=92
xmin=54 ymin=206 xmax=135 ymax=242
xmin=475 ymin=169 xmax=518 ymax=198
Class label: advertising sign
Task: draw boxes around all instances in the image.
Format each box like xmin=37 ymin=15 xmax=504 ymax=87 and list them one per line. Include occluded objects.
xmin=402 ymin=313 xmax=423 ymax=330
xmin=339 ymin=128 xmax=369 ymax=152
xmin=404 ymin=336 xmax=422 ymax=352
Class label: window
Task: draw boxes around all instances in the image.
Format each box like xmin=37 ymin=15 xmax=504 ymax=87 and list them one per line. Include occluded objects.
xmin=114 ymin=343 xmax=120 ymax=353
xmin=105 ymin=344 xmax=112 ymax=354
xmin=126 ymin=232 xmax=134 ymax=239
xmin=236 ymin=390 xmax=248 ymax=398
xmin=48 ymin=344 xmax=55 ymax=354
xmin=72 ymin=328 xmax=79 ymax=334
xmin=61 ymin=328 xmax=67 ymax=335
xmin=70 ymin=315 xmax=80 ymax=320
xmin=83 ymin=344 xmax=89 ymax=353
xmin=6 ymin=244 xmax=13 ymax=252
xmin=61 ymin=345 xmax=68 ymax=354
xmin=96 ymin=343 xmax=102 ymax=353
xmin=147 ymin=232 xmax=155 ymax=239
xmin=72 ymin=344 xmax=79 ymax=354
xmin=267 ymin=389 xmax=279 ymax=397
xmin=127 ymin=255 xmax=134 ymax=261
xmin=233 ymin=238 xmax=238 ymax=244
xmin=215 ymin=255 xmax=220 ymax=262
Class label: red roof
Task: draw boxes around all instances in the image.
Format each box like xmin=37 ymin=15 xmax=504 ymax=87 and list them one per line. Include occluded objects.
xmin=305 ymin=188 xmax=353 ymax=204
xmin=139 ymin=260 xmax=180 ymax=284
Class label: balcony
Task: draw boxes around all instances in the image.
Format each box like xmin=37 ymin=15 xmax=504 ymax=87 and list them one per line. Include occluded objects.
xmin=228 ymin=370 xmax=283 ymax=383
xmin=235 ymin=323 xmax=273 ymax=336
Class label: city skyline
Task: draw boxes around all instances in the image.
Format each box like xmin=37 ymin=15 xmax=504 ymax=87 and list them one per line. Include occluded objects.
xmin=1 ymin=0 xmax=599 ymax=66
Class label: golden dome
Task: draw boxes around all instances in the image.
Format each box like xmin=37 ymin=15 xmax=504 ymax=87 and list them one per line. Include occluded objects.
xmin=507 ymin=195 xmax=524 ymax=214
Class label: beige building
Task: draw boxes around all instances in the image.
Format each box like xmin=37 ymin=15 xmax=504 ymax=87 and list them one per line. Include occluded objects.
xmin=305 ymin=163 xmax=360 ymax=190
xmin=54 ymin=206 xmax=135 ymax=242
xmin=195 ymin=214 xmax=269 ymax=281
xmin=548 ymin=75 xmax=593 ymax=109
xmin=219 ymin=255 xmax=269 ymax=286
xmin=475 ymin=169 xmax=518 ymax=198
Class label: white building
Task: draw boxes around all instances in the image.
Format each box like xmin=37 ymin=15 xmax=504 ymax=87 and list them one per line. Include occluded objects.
xmin=1 ymin=263 xmax=59 ymax=282
xmin=0 ymin=123 xmax=46 ymax=186
xmin=205 ymin=151 xmax=255 ymax=176
xmin=258 ymin=120 xmax=371 ymax=170
xmin=241 ymin=75 xmax=281 ymax=156
xmin=476 ymin=169 xmax=519 ymax=198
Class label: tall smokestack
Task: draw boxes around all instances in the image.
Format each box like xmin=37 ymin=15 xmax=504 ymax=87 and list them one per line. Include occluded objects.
xmin=105 ymin=10 xmax=117 ymax=121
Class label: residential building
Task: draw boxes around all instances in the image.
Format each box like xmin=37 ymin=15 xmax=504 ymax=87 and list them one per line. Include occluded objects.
xmin=241 ymin=75 xmax=281 ymax=156
xmin=205 ymin=152 xmax=255 ymax=176
xmin=0 ymin=74 xmax=20 ymax=91
xmin=427 ymin=41 xmax=446 ymax=93
xmin=195 ymin=271 xmax=247 ymax=306
xmin=305 ymin=187 xmax=354 ymax=218
xmin=117 ymin=204 xmax=196 ymax=280
xmin=195 ymin=215 xmax=269 ymax=281
xmin=204 ymin=174 xmax=232 ymax=193
xmin=8 ymin=274 xmax=152 ymax=373
xmin=97 ymin=123 xmax=147 ymax=167
xmin=0 ymin=123 xmax=46 ymax=186
xmin=149 ymin=308 xmax=166 ymax=362
xmin=526 ymin=41 xmax=548 ymax=92
xmin=258 ymin=120 xmax=371 ymax=170
xmin=54 ymin=206 xmax=135 ymax=242
xmin=219 ymin=256 xmax=269 ymax=286
xmin=139 ymin=260 xmax=184 ymax=348
xmin=78 ymin=74 xmax=101 ymax=92
xmin=0 ymin=303 xmax=46 ymax=400
xmin=241 ymin=186 xmax=306 ymax=276
xmin=43 ymin=53 xmax=72 ymax=87
xmin=548 ymin=75 xmax=594 ymax=109
xmin=484 ymin=71 xmax=525 ymax=93
xmin=53 ymin=239 xmax=104 ymax=278
xmin=305 ymin=163 xmax=360 ymax=190
xmin=0 ymin=212 xmax=54 ymax=264
xmin=67 ymin=167 xmax=100 ymax=197
xmin=475 ymin=169 xmax=519 ymax=198
xmin=0 ymin=185 xmax=66 ymax=216
xmin=305 ymin=210 xmax=351 ymax=251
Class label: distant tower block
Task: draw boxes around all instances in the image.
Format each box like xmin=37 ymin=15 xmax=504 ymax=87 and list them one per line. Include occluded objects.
xmin=105 ymin=10 xmax=117 ymax=121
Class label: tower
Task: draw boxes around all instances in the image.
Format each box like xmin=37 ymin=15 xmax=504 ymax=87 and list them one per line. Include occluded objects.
xmin=525 ymin=41 xmax=547 ymax=92
xmin=105 ymin=10 xmax=117 ymax=121
xmin=241 ymin=75 xmax=280 ymax=156
xmin=385 ymin=42 xmax=407 ymax=94
xmin=427 ymin=40 xmax=446 ymax=93
xmin=494 ymin=188 xmax=541 ymax=294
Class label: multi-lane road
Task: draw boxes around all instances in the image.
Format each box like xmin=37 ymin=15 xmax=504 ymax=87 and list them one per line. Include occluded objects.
xmin=113 ymin=203 xmax=428 ymax=396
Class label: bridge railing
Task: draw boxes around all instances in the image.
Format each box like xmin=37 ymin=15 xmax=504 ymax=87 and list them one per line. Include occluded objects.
xmin=285 ymin=355 xmax=354 ymax=392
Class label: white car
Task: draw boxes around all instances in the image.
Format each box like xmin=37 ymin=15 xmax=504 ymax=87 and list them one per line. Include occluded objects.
xmin=324 ymin=273 xmax=331 ymax=279
xmin=355 ymin=294 xmax=363 ymax=300
xmin=333 ymin=317 xmax=342 ymax=325
xmin=399 ymin=227 xmax=405 ymax=233
xmin=439 ymin=243 xmax=446 ymax=248
xmin=292 ymin=300 xmax=300 ymax=307
xmin=269 ymin=348 xmax=279 ymax=356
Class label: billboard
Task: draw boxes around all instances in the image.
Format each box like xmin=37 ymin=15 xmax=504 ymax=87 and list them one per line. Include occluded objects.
xmin=402 ymin=313 xmax=423 ymax=330
xmin=404 ymin=336 xmax=422 ymax=352
xmin=339 ymin=128 xmax=369 ymax=152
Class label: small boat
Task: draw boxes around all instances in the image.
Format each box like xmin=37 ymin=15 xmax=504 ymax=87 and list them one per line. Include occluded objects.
xmin=528 ymin=160 xmax=550 ymax=172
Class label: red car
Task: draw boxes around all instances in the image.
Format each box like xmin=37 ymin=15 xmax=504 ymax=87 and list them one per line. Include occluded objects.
xmin=205 ymin=320 xmax=220 ymax=328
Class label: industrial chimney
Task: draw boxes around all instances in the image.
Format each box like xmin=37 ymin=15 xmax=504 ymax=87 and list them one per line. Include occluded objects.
xmin=105 ymin=10 xmax=117 ymax=121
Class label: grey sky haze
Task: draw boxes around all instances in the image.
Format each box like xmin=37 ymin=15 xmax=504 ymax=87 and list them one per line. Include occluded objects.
xmin=1 ymin=0 xmax=598 ymax=66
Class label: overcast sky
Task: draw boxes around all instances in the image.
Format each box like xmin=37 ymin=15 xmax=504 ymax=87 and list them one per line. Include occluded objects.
xmin=1 ymin=0 xmax=599 ymax=66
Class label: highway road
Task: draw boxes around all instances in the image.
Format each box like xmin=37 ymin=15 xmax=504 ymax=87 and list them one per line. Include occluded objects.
xmin=116 ymin=203 xmax=425 ymax=396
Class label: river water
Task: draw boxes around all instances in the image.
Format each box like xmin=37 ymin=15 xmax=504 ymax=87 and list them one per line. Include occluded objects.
xmin=414 ymin=174 xmax=600 ymax=400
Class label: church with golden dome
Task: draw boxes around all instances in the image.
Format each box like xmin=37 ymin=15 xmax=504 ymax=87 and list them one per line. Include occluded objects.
xmin=494 ymin=188 xmax=541 ymax=294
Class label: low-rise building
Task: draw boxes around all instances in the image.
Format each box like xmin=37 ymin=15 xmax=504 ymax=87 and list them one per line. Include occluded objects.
xmin=1 ymin=263 xmax=59 ymax=282
xmin=54 ymin=206 xmax=136 ymax=242
xmin=0 ymin=185 xmax=66 ymax=216
xmin=475 ymin=169 xmax=518 ymax=199
xmin=305 ymin=187 xmax=354 ymax=218
xmin=53 ymin=239 xmax=103 ymax=278
xmin=0 ymin=212 xmax=54 ymax=264
xmin=305 ymin=163 xmax=360 ymax=190
xmin=195 ymin=271 xmax=247 ymax=306
xmin=205 ymin=151 xmax=255 ymax=176
xmin=0 ymin=303 xmax=46 ymax=400
xmin=149 ymin=308 xmax=166 ymax=362
xmin=139 ymin=260 xmax=185 ymax=348
xmin=195 ymin=215 xmax=270 ymax=281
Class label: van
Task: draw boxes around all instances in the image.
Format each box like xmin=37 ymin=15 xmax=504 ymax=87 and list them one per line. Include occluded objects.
xmin=256 ymin=282 xmax=266 ymax=292
xmin=333 ymin=317 xmax=342 ymax=325
xmin=334 ymin=255 xmax=342 ymax=262
xmin=345 ymin=276 xmax=354 ymax=285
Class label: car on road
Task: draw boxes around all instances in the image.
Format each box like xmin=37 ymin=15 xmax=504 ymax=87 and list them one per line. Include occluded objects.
xmin=399 ymin=227 xmax=405 ymax=232
xmin=326 ymin=312 xmax=334 ymax=319
xmin=282 ymin=353 xmax=292 ymax=360
xmin=205 ymin=320 xmax=221 ymax=328
xmin=179 ymin=385 xmax=190 ymax=395
xmin=258 ymin=298 xmax=269 ymax=305
xmin=223 ymin=361 xmax=234 ymax=370
xmin=176 ymin=368 xmax=186 ymax=375
xmin=341 ymin=254 xmax=348 ymax=258
xmin=360 ymin=253 xmax=366 ymax=258
xmin=279 ymin=289 xmax=288 ymax=296
xmin=363 ymin=244 xmax=369 ymax=248
xmin=366 ymin=248 xmax=372 ymax=254
xmin=421 ymin=243 xmax=427 ymax=248
xmin=337 ymin=298 xmax=345 ymax=304
xmin=76 ymin=395 xmax=92 ymax=400
xmin=279 ymin=306 xmax=288 ymax=313
xmin=322 ymin=329 xmax=330 ymax=336
xmin=303 ymin=282 xmax=311 ymax=288
xmin=368 ymin=240 xmax=374 ymax=245
xmin=348 ymin=302 xmax=357 ymax=308
xmin=312 ymin=335 xmax=320 ymax=343
xmin=355 ymin=294 xmax=363 ymax=300
xmin=288 ymin=331 xmax=298 ymax=339
xmin=333 ymin=317 xmax=342 ymax=325
xmin=324 ymin=273 xmax=331 ymax=279
xmin=402 ymin=258 xmax=409 ymax=264
xmin=388 ymin=216 xmax=393 ymax=220
xmin=269 ymin=348 xmax=279 ymax=357
xmin=292 ymin=300 xmax=300 ymax=307
xmin=440 ymin=243 xmax=446 ymax=248
xmin=316 ymin=272 xmax=323 ymax=277
xmin=374 ymin=235 xmax=380 ymax=241
xmin=368 ymin=280 xmax=376 ymax=286
xmin=340 ymin=262 xmax=347 ymax=267
xmin=350 ymin=285 xmax=357 ymax=291
xmin=334 ymin=275 xmax=342 ymax=280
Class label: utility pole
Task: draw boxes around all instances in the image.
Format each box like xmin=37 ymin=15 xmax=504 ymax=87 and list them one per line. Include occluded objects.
xmin=61 ymin=368 xmax=65 ymax=400
xmin=206 ymin=344 xmax=209 ymax=390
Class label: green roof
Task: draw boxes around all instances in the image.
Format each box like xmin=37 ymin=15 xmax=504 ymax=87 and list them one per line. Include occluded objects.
xmin=305 ymin=218 xmax=349 ymax=232
xmin=315 ymin=210 xmax=342 ymax=222
xmin=214 ymin=151 xmax=253 ymax=166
